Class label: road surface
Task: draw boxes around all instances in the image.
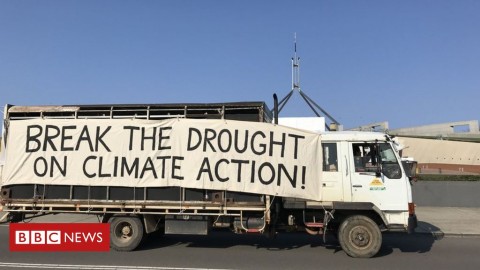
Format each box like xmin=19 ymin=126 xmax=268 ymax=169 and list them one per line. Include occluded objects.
xmin=1 ymin=223 xmax=480 ymax=270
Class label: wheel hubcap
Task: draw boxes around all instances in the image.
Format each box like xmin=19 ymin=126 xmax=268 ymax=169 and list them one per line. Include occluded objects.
xmin=121 ymin=225 xmax=132 ymax=237
xmin=350 ymin=226 xmax=371 ymax=248
xmin=115 ymin=221 xmax=133 ymax=241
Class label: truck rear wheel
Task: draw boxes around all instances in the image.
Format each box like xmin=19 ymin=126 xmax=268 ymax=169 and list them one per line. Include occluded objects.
xmin=110 ymin=216 xmax=144 ymax=252
xmin=338 ymin=215 xmax=382 ymax=258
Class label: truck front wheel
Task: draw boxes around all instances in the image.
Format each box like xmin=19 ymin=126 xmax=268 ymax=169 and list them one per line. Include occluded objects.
xmin=338 ymin=215 xmax=382 ymax=258
xmin=110 ymin=216 xmax=144 ymax=251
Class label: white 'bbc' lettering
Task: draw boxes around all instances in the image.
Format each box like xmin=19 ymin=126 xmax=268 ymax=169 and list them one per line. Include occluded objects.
xmin=15 ymin=230 xmax=61 ymax=244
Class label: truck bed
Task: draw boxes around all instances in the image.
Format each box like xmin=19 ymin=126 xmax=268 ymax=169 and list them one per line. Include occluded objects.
xmin=1 ymin=185 xmax=266 ymax=216
xmin=6 ymin=102 xmax=272 ymax=122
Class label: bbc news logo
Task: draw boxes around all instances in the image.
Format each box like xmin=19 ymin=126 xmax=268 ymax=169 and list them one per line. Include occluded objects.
xmin=10 ymin=223 xmax=110 ymax=252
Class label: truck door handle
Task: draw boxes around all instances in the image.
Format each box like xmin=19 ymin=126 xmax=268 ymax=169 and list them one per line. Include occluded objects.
xmin=353 ymin=185 xmax=362 ymax=188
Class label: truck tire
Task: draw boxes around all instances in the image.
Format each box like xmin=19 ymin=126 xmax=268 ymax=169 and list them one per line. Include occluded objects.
xmin=110 ymin=216 xmax=144 ymax=252
xmin=338 ymin=215 xmax=382 ymax=258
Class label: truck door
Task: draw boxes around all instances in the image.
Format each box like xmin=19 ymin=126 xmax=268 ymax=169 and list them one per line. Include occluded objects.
xmin=348 ymin=142 xmax=407 ymax=210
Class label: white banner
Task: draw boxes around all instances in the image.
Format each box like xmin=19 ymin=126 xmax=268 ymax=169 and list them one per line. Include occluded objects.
xmin=2 ymin=118 xmax=323 ymax=200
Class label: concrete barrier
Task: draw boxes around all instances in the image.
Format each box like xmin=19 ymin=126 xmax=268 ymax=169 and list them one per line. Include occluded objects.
xmin=412 ymin=181 xmax=480 ymax=207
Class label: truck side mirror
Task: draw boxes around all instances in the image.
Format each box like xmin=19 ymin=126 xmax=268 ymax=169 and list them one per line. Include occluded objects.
xmin=402 ymin=160 xmax=418 ymax=183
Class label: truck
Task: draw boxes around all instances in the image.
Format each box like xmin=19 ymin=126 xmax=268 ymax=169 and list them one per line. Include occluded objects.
xmin=0 ymin=101 xmax=417 ymax=258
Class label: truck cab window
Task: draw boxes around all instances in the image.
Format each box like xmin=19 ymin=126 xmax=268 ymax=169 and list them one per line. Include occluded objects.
xmin=322 ymin=143 xmax=338 ymax=172
xmin=352 ymin=142 xmax=402 ymax=179
xmin=352 ymin=143 xmax=375 ymax=172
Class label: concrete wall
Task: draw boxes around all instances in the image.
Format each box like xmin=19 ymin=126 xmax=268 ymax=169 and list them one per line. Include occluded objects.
xmin=391 ymin=120 xmax=480 ymax=136
xmin=399 ymin=137 xmax=480 ymax=166
xmin=412 ymin=181 xmax=480 ymax=207
xmin=398 ymin=137 xmax=480 ymax=174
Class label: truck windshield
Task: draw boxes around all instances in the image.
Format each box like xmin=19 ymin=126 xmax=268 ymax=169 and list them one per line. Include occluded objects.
xmin=352 ymin=142 xmax=402 ymax=179
xmin=379 ymin=143 xmax=397 ymax=163
xmin=379 ymin=143 xmax=402 ymax=179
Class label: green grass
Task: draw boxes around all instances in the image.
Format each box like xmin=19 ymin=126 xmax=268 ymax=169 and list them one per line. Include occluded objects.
xmin=417 ymin=174 xmax=480 ymax=181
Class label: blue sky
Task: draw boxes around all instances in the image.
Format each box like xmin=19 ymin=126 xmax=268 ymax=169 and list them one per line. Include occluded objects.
xmin=0 ymin=0 xmax=479 ymax=129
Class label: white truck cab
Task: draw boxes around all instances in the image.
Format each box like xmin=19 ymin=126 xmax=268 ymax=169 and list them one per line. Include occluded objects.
xmin=282 ymin=130 xmax=417 ymax=257
xmin=320 ymin=131 xmax=415 ymax=224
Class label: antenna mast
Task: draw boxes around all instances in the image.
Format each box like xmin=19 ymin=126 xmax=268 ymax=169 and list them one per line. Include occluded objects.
xmin=277 ymin=33 xmax=341 ymax=131
xmin=292 ymin=33 xmax=300 ymax=91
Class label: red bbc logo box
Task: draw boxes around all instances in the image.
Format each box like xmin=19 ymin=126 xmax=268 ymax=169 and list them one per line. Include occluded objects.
xmin=10 ymin=223 xmax=110 ymax=252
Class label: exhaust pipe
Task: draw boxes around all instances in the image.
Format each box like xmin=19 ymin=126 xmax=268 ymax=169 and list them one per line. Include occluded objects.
xmin=273 ymin=93 xmax=279 ymax=125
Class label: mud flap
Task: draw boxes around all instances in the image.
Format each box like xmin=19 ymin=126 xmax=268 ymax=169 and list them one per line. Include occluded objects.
xmin=408 ymin=214 xmax=418 ymax=234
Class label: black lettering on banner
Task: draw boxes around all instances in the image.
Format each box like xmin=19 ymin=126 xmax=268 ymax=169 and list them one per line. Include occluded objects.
xmin=34 ymin=157 xmax=48 ymax=177
xmin=34 ymin=156 xmax=67 ymax=177
xmin=187 ymin=128 xmax=201 ymax=151
xmin=113 ymin=156 xmax=119 ymax=177
xmin=215 ymin=159 xmax=230 ymax=182
xmin=76 ymin=126 xmax=94 ymax=151
xmin=250 ymin=160 xmax=256 ymax=183
xmin=217 ymin=129 xmax=232 ymax=152
xmin=83 ymin=156 xmax=97 ymax=178
xmin=141 ymin=127 xmax=156 ymax=151
xmin=203 ymin=129 xmax=217 ymax=152
xmin=158 ymin=127 xmax=172 ymax=150
xmin=269 ymin=131 xmax=286 ymax=158
xmin=140 ymin=157 xmax=157 ymax=179
xmin=156 ymin=156 xmax=172 ymax=178
xmin=234 ymin=130 xmax=248 ymax=153
xmin=172 ymin=156 xmax=184 ymax=180
xmin=231 ymin=159 xmax=249 ymax=182
xmin=95 ymin=126 xmax=111 ymax=152
xmin=196 ymin=157 xmax=213 ymax=181
xmin=258 ymin=162 xmax=275 ymax=185
xmin=278 ymin=164 xmax=297 ymax=188
xmin=251 ymin=131 xmax=266 ymax=155
xmin=301 ymin=166 xmax=306 ymax=189
xmin=61 ymin=126 xmax=76 ymax=151
xmin=121 ymin=157 xmax=139 ymax=178
xmin=51 ymin=156 xmax=67 ymax=177
xmin=288 ymin=134 xmax=305 ymax=159
xmin=26 ymin=125 xmax=42 ymax=152
xmin=98 ymin=157 xmax=111 ymax=177
xmin=124 ymin=126 xmax=140 ymax=151
xmin=43 ymin=125 xmax=60 ymax=151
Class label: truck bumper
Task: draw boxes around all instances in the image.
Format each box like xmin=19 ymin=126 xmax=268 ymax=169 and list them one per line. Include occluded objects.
xmin=408 ymin=214 xmax=418 ymax=234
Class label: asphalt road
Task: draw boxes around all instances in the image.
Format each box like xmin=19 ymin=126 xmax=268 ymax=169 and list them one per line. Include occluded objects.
xmin=1 ymin=224 xmax=480 ymax=270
